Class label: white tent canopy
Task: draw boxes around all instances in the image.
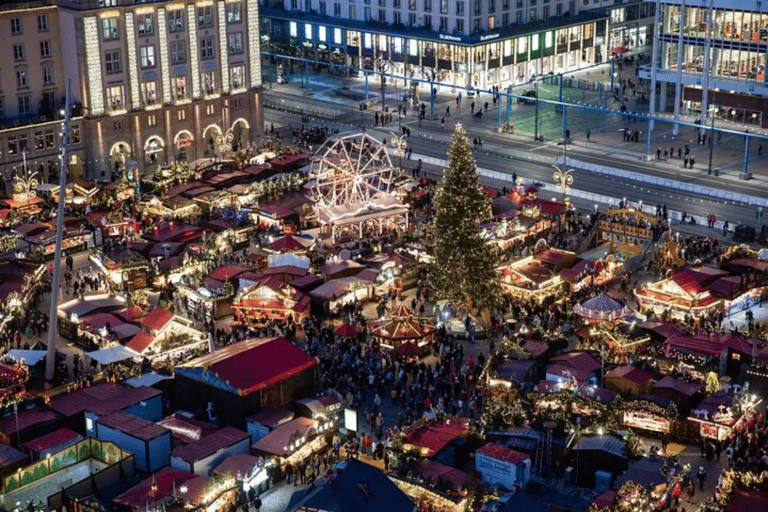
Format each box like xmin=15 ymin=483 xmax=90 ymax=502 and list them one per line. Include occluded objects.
xmin=87 ymin=345 xmax=140 ymax=365
xmin=5 ymin=350 xmax=47 ymax=366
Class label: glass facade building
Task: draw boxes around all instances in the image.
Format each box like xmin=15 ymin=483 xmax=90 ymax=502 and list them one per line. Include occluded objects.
xmin=641 ymin=0 xmax=768 ymax=127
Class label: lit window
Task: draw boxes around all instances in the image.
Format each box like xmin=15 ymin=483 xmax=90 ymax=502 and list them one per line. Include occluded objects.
xmin=319 ymin=26 xmax=327 ymax=41
xmin=305 ymin=23 xmax=312 ymax=39
xmin=290 ymin=21 xmax=297 ymax=37
xmin=334 ymin=28 xmax=342 ymax=44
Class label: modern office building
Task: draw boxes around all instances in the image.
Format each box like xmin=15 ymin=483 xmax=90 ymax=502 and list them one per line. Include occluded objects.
xmin=603 ymin=0 xmax=655 ymax=56
xmin=0 ymin=0 xmax=264 ymax=189
xmin=640 ymin=0 xmax=768 ymax=128
xmin=260 ymin=0 xmax=610 ymax=91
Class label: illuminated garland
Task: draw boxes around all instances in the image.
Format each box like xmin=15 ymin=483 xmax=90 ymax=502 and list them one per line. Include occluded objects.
xmin=715 ymin=469 xmax=765 ymax=508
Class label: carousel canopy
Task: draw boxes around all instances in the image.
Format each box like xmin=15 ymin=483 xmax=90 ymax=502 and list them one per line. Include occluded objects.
xmin=265 ymin=234 xmax=313 ymax=252
xmin=333 ymin=323 xmax=359 ymax=337
xmin=371 ymin=304 xmax=435 ymax=343
xmin=573 ymin=293 xmax=631 ymax=322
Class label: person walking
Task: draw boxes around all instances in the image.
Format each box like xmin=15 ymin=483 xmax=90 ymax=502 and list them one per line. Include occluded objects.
xmin=586 ymin=128 xmax=591 ymax=141
xmin=696 ymin=467 xmax=707 ymax=491
xmin=441 ymin=117 xmax=445 ymax=129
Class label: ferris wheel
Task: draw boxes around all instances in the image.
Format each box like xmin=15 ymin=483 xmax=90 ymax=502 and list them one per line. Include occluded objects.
xmin=307 ymin=130 xmax=397 ymax=208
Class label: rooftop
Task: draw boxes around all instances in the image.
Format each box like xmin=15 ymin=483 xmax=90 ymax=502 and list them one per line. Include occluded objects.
xmin=99 ymin=411 xmax=169 ymax=441
xmin=171 ymin=427 xmax=249 ymax=463
xmin=176 ymin=337 xmax=316 ymax=396
xmin=48 ymin=383 xmax=161 ymax=417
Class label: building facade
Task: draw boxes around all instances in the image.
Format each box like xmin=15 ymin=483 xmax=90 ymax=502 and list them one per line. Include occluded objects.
xmin=640 ymin=0 xmax=768 ymax=128
xmin=0 ymin=0 xmax=264 ymax=190
xmin=261 ymin=0 xmax=610 ymax=91
xmin=0 ymin=2 xmax=85 ymax=190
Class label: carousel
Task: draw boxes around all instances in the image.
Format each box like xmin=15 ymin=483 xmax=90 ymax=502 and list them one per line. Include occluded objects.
xmin=573 ymin=293 xmax=632 ymax=324
xmin=574 ymin=293 xmax=648 ymax=360
xmin=371 ymin=304 xmax=435 ymax=358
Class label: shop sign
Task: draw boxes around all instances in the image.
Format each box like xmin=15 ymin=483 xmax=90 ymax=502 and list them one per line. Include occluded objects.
xmin=439 ymin=34 xmax=462 ymax=42
xmin=480 ymin=33 xmax=500 ymax=42
xmin=475 ymin=452 xmax=516 ymax=487
xmin=176 ymin=138 xmax=193 ymax=149
xmin=146 ymin=139 xmax=163 ymax=155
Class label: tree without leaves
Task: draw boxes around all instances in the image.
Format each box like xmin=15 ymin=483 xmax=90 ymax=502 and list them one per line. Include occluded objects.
xmin=429 ymin=124 xmax=501 ymax=312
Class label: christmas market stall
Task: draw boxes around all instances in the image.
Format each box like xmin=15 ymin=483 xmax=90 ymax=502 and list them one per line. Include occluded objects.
xmin=620 ymin=397 xmax=674 ymax=434
xmin=475 ymin=443 xmax=532 ymax=491
xmin=232 ymin=277 xmax=311 ymax=324
xmin=635 ymin=268 xmax=724 ymax=320
xmin=499 ymin=248 xmax=578 ymax=301
xmin=50 ymin=179 xmax=100 ymax=208
xmin=87 ymin=211 xmax=133 ymax=240
xmin=598 ymin=207 xmax=658 ymax=256
xmin=174 ymin=337 xmax=318 ymax=429
xmin=112 ymin=466 xmax=197 ymax=512
xmin=370 ymin=304 xmax=436 ymax=357
xmin=141 ymin=196 xmax=200 ymax=220
xmin=0 ymin=260 xmax=47 ymax=333
xmin=604 ymin=366 xmax=654 ymax=396
xmin=212 ymin=453 xmax=275 ymax=498
xmin=56 ymin=295 xmax=128 ymax=345
xmin=688 ymin=390 xmax=761 ymax=441
xmin=309 ymin=276 xmax=374 ymax=311
xmin=125 ymin=309 xmax=206 ymax=362
xmin=89 ymin=248 xmax=151 ymax=291
xmin=24 ymin=229 xmax=92 ymax=261
xmin=251 ymin=417 xmax=326 ymax=470
xmin=401 ymin=415 xmax=470 ymax=466
xmin=664 ymin=332 xmax=755 ymax=378
xmin=170 ymin=427 xmax=250 ymax=476
xmin=570 ymin=434 xmax=629 ymax=487
xmin=651 ymin=376 xmax=704 ymax=416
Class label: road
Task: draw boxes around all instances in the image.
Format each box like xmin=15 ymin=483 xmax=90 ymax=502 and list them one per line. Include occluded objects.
xmin=262 ymin=80 xmax=768 ymax=234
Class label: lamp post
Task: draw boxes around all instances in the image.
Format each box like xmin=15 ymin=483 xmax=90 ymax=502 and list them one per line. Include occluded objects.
xmin=708 ymin=103 xmax=716 ymax=175
xmin=14 ymin=151 xmax=39 ymax=207
xmin=552 ymin=157 xmax=574 ymax=205
xmin=45 ymin=79 xmax=72 ymax=382
xmin=390 ymin=132 xmax=408 ymax=170
xmin=216 ymin=109 xmax=236 ymax=157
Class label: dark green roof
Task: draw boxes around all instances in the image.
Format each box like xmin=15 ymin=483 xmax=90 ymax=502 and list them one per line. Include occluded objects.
xmin=287 ymin=459 xmax=415 ymax=512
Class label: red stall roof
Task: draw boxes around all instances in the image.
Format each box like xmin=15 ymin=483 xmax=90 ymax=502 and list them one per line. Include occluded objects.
xmin=476 ymin=443 xmax=530 ymax=464
xmin=114 ymin=466 xmax=197 ymax=509
xmin=99 ymin=411 xmax=169 ymax=441
xmin=157 ymin=414 xmax=218 ymax=445
xmin=171 ymin=427 xmax=249 ymax=463
xmin=180 ymin=337 xmax=316 ymax=396
xmin=0 ymin=410 xmax=58 ymax=435
xmin=49 ymin=383 xmax=161 ymax=417
xmin=402 ymin=417 xmax=469 ymax=457
xmin=23 ymin=428 xmax=81 ymax=453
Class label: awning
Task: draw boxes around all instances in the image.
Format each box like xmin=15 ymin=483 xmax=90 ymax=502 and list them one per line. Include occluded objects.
xmin=610 ymin=47 xmax=629 ymax=55
xmin=87 ymin=345 xmax=140 ymax=365
xmin=5 ymin=349 xmax=47 ymax=366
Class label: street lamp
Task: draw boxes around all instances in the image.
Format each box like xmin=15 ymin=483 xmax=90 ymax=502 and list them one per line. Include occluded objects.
xmin=552 ymin=161 xmax=574 ymax=205
xmin=708 ymin=103 xmax=717 ymax=175
xmin=390 ymin=132 xmax=408 ymax=169
xmin=13 ymin=151 xmax=39 ymax=207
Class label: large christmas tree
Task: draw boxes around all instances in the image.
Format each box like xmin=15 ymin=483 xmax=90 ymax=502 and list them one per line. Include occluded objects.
xmin=429 ymin=124 xmax=500 ymax=311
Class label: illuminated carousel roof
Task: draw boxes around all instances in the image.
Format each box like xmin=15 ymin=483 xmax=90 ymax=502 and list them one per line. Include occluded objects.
xmin=573 ymin=293 xmax=631 ymax=322
xmin=371 ymin=304 xmax=435 ymax=342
